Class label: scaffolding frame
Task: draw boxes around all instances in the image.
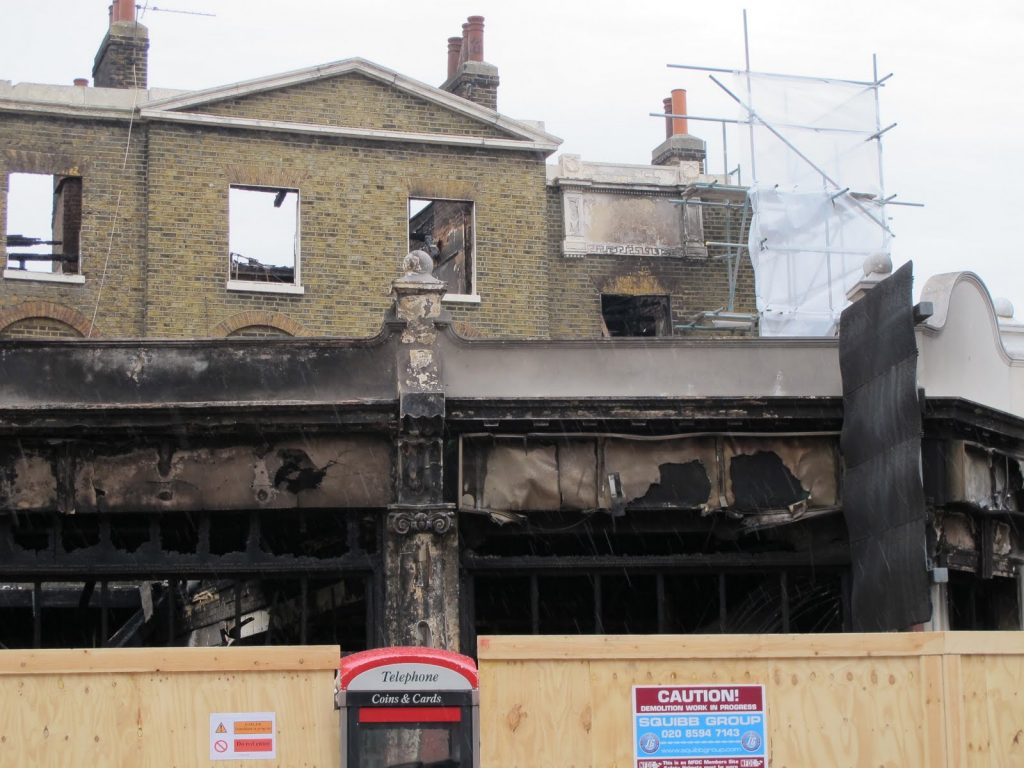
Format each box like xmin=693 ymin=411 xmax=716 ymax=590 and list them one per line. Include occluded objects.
xmin=653 ymin=11 xmax=921 ymax=335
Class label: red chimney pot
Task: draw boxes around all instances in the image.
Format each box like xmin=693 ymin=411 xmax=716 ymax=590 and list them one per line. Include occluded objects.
xmin=670 ymin=89 xmax=688 ymax=136
xmin=459 ymin=23 xmax=470 ymax=66
xmin=447 ymin=37 xmax=463 ymax=79
xmin=111 ymin=0 xmax=135 ymax=24
xmin=465 ymin=16 xmax=485 ymax=62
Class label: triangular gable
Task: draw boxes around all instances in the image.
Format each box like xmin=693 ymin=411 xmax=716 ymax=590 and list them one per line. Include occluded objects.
xmin=144 ymin=58 xmax=560 ymax=150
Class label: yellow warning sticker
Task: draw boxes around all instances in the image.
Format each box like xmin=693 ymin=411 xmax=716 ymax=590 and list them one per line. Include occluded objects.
xmin=234 ymin=721 xmax=273 ymax=735
xmin=215 ymin=723 xmax=227 ymax=734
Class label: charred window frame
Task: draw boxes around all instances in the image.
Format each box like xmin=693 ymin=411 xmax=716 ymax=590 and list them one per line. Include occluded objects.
xmin=408 ymin=197 xmax=476 ymax=301
xmin=600 ymin=294 xmax=672 ymax=337
xmin=3 ymin=172 xmax=84 ymax=284
xmin=227 ymin=184 xmax=303 ymax=295
xmin=465 ymin=568 xmax=847 ymax=653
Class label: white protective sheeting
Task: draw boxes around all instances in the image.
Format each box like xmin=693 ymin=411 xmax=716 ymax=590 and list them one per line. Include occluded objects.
xmin=733 ymin=72 xmax=892 ymax=336
xmin=749 ymin=187 xmax=890 ymax=336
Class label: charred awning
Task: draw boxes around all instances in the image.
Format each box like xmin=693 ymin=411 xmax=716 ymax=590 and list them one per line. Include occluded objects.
xmin=459 ymin=433 xmax=839 ymax=529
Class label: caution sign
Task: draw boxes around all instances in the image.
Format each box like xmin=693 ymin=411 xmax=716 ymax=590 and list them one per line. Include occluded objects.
xmin=209 ymin=712 xmax=277 ymax=761
xmin=632 ymin=685 xmax=767 ymax=768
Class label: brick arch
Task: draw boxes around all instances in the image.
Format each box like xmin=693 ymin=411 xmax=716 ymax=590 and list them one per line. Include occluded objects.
xmin=211 ymin=310 xmax=307 ymax=338
xmin=0 ymin=301 xmax=98 ymax=338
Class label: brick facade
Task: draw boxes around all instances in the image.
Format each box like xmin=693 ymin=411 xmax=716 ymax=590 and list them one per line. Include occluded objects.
xmin=2 ymin=63 xmax=754 ymax=341
xmin=0 ymin=300 xmax=97 ymax=337
xmin=1 ymin=114 xmax=146 ymax=337
xmin=194 ymin=73 xmax=513 ymax=139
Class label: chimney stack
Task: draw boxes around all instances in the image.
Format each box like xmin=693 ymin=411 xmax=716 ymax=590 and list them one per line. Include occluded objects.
xmin=652 ymin=88 xmax=706 ymax=170
xmin=441 ymin=15 xmax=500 ymax=111
xmin=447 ymin=37 xmax=463 ymax=80
xmin=93 ymin=1 xmax=149 ymax=89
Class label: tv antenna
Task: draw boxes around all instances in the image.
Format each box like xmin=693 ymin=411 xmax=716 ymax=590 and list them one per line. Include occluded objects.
xmin=137 ymin=3 xmax=216 ymax=18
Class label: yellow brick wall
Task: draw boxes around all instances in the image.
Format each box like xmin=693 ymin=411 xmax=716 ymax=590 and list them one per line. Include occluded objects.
xmin=0 ymin=115 xmax=148 ymax=337
xmin=144 ymin=123 xmax=550 ymax=338
xmin=1 ymin=85 xmax=756 ymax=342
xmin=191 ymin=72 xmax=516 ymax=139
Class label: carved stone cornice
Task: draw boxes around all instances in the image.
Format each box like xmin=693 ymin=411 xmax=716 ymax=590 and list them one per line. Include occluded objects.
xmin=387 ymin=505 xmax=456 ymax=536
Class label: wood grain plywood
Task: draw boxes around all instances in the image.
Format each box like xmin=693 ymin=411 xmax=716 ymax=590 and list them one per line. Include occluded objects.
xmin=959 ymin=655 xmax=1024 ymax=768
xmin=0 ymin=645 xmax=340 ymax=675
xmin=0 ymin=673 xmax=143 ymax=768
xmin=582 ymin=656 xmax=930 ymax=768
xmin=141 ymin=669 xmax=338 ymax=767
xmin=477 ymin=633 xmax=947 ymax=661
xmin=0 ymin=646 xmax=339 ymax=768
xmin=480 ymin=659 xmax=592 ymax=768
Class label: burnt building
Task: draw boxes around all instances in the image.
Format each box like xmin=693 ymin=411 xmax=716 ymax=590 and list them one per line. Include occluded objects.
xmin=1 ymin=5 xmax=1023 ymax=651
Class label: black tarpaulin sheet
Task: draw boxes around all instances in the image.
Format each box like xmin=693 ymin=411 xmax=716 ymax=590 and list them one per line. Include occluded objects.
xmin=839 ymin=261 xmax=931 ymax=631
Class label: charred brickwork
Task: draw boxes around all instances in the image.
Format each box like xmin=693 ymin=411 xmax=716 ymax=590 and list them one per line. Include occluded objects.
xmin=545 ymin=184 xmax=756 ymax=339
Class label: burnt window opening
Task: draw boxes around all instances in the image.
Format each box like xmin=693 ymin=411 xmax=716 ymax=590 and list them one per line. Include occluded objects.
xmin=601 ymin=294 xmax=671 ymax=337
xmin=947 ymin=571 xmax=1020 ymax=630
xmin=228 ymin=185 xmax=299 ymax=285
xmin=467 ymin=569 xmax=844 ymax=652
xmin=0 ymin=576 xmax=372 ymax=650
xmin=408 ymin=197 xmax=474 ymax=296
xmin=4 ymin=172 xmax=82 ymax=275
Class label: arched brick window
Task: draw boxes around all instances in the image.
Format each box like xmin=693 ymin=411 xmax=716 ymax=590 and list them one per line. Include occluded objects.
xmin=0 ymin=301 xmax=97 ymax=338
xmin=211 ymin=310 xmax=306 ymax=338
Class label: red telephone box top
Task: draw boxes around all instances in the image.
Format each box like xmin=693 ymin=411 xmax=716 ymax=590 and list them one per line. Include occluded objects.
xmin=340 ymin=647 xmax=479 ymax=692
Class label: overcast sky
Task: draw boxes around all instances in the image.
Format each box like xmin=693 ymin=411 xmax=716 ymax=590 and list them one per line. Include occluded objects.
xmin=4 ymin=0 xmax=1022 ymax=316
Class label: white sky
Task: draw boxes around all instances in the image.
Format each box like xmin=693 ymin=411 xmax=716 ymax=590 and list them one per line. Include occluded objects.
xmin=3 ymin=0 xmax=1022 ymax=315
xmin=228 ymin=187 xmax=297 ymax=269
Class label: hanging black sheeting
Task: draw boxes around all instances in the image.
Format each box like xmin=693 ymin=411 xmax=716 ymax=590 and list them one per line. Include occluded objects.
xmin=839 ymin=261 xmax=931 ymax=631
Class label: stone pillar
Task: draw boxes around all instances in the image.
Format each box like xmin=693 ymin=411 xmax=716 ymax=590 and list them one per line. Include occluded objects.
xmin=383 ymin=251 xmax=459 ymax=650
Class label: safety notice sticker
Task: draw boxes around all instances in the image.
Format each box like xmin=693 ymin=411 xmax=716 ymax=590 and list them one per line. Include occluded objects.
xmin=632 ymin=684 xmax=767 ymax=768
xmin=209 ymin=712 xmax=277 ymax=761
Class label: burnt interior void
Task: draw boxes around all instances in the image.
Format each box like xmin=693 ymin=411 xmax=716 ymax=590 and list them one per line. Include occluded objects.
xmin=948 ymin=571 xmax=1020 ymax=630
xmin=469 ymin=570 xmax=843 ymax=649
xmin=730 ymin=451 xmax=809 ymax=510
xmin=409 ymin=198 xmax=474 ymax=295
xmin=630 ymin=461 xmax=712 ymax=510
xmin=600 ymin=294 xmax=671 ymax=337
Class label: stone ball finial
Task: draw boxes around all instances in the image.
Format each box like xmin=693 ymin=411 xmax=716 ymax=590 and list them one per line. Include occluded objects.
xmin=994 ymin=297 xmax=1015 ymax=319
xmin=863 ymin=252 xmax=893 ymax=277
xmin=402 ymin=249 xmax=435 ymax=276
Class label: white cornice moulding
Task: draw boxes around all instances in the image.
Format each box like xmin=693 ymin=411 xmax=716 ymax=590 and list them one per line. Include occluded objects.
xmin=141 ymin=109 xmax=560 ymax=153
